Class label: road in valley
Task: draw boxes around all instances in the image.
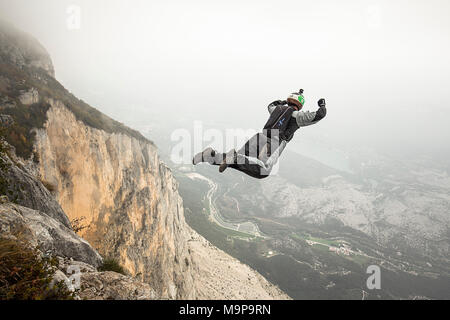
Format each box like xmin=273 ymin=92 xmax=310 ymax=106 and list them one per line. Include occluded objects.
xmin=186 ymin=172 xmax=263 ymax=237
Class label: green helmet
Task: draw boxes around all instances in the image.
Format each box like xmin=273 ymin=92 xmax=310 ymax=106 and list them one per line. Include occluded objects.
xmin=287 ymin=89 xmax=305 ymax=108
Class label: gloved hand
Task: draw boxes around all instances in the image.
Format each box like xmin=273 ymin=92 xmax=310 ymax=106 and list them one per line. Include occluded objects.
xmin=318 ymin=99 xmax=326 ymax=108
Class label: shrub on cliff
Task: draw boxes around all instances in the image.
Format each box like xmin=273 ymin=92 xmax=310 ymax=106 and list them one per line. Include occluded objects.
xmin=0 ymin=130 xmax=21 ymax=204
xmin=40 ymin=179 xmax=57 ymax=193
xmin=98 ymin=258 xmax=126 ymax=275
xmin=0 ymin=129 xmax=11 ymax=199
xmin=0 ymin=234 xmax=74 ymax=300
xmin=70 ymin=216 xmax=91 ymax=234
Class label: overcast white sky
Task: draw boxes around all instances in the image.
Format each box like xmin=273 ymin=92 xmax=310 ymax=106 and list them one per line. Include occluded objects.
xmin=1 ymin=0 xmax=450 ymax=160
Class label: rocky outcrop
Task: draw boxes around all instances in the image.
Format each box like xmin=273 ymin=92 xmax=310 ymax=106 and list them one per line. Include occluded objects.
xmin=0 ymin=202 xmax=101 ymax=267
xmin=0 ymin=201 xmax=159 ymax=300
xmin=79 ymin=272 xmax=158 ymax=300
xmin=18 ymin=88 xmax=39 ymax=105
xmin=0 ymin=151 xmax=70 ymax=228
xmin=0 ymin=20 xmax=55 ymax=77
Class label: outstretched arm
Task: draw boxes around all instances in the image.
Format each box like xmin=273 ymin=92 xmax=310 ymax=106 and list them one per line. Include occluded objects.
xmin=293 ymin=99 xmax=327 ymax=127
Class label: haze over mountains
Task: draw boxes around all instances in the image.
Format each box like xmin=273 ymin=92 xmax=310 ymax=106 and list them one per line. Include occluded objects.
xmin=1 ymin=0 xmax=450 ymax=160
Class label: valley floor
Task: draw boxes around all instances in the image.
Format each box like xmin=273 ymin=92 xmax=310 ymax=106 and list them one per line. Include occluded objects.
xmin=189 ymin=231 xmax=290 ymax=300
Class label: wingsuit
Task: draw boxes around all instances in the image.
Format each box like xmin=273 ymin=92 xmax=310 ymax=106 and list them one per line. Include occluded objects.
xmin=193 ymin=89 xmax=327 ymax=179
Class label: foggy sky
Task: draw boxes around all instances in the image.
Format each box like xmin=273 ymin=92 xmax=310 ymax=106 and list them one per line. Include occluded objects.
xmin=1 ymin=0 xmax=450 ymax=161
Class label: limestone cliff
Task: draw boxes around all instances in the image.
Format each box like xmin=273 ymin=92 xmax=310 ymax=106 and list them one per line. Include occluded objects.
xmin=0 ymin=21 xmax=289 ymax=300
xmin=0 ymin=150 xmax=101 ymax=267
xmin=0 ymin=147 xmax=158 ymax=300
xmin=34 ymin=99 xmax=196 ymax=299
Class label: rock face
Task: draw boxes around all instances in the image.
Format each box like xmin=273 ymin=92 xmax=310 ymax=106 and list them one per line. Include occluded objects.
xmin=0 ymin=149 xmax=157 ymax=300
xmin=0 ymin=149 xmax=100 ymax=266
xmin=0 ymin=20 xmax=55 ymax=77
xmin=34 ymin=100 xmax=196 ymax=299
xmin=0 ymin=203 xmax=102 ymax=267
xmin=18 ymin=88 xmax=39 ymax=105
xmin=79 ymin=272 xmax=158 ymax=300
xmin=0 ymin=151 xmax=71 ymax=228
xmin=188 ymin=232 xmax=290 ymax=300
xmin=0 ymin=201 xmax=159 ymax=300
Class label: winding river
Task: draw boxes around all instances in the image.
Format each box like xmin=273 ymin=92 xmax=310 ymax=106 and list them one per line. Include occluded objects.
xmin=186 ymin=172 xmax=263 ymax=237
